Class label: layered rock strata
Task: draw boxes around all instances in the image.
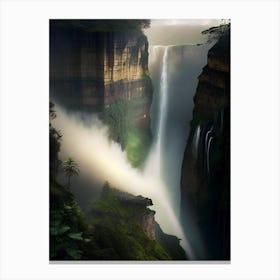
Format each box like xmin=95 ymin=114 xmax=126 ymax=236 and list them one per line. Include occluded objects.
xmin=50 ymin=21 xmax=152 ymax=127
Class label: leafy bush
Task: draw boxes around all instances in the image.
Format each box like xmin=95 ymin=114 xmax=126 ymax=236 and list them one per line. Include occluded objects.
xmin=50 ymin=201 xmax=86 ymax=259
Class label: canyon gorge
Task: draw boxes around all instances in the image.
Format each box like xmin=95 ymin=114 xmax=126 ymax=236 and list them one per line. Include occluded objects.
xmin=49 ymin=20 xmax=230 ymax=261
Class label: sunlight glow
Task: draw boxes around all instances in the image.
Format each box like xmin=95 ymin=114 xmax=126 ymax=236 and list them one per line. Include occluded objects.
xmin=53 ymin=106 xmax=194 ymax=259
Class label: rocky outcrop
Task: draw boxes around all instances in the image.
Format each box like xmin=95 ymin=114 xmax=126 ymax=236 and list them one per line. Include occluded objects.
xmin=139 ymin=210 xmax=156 ymax=239
xmin=88 ymin=183 xmax=186 ymax=260
xmin=50 ymin=20 xmax=152 ymax=127
xmin=112 ymin=189 xmax=156 ymax=239
xmin=111 ymin=188 xmax=186 ymax=258
xmin=180 ymin=26 xmax=230 ymax=260
xmin=155 ymin=222 xmax=187 ymax=260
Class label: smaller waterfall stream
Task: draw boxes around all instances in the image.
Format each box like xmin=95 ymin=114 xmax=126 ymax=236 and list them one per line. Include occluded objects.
xmin=207 ymin=137 xmax=213 ymax=176
xmin=192 ymin=125 xmax=201 ymax=158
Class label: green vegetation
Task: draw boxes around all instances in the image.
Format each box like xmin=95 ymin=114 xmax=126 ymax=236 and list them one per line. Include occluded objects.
xmin=89 ymin=184 xmax=171 ymax=260
xmin=90 ymin=182 xmax=151 ymax=219
xmin=102 ymin=98 xmax=152 ymax=167
xmin=103 ymin=99 xmax=128 ymax=150
xmin=50 ymin=180 xmax=88 ymax=260
xmin=50 ymin=102 xmax=90 ymax=260
xmin=62 ymin=157 xmax=80 ymax=187
xmin=90 ymin=218 xmax=170 ymax=260
xmin=50 ymin=177 xmax=173 ymax=260
xmin=49 ymin=103 xmax=178 ymax=261
xmin=125 ymin=125 xmax=150 ymax=168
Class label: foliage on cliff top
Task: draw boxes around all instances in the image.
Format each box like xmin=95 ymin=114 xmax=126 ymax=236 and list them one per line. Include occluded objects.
xmin=51 ymin=19 xmax=150 ymax=33
xmin=90 ymin=182 xmax=153 ymax=219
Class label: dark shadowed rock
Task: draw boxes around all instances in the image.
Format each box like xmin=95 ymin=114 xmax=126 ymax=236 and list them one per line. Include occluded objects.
xmin=180 ymin=25 xmax=230 ymax=260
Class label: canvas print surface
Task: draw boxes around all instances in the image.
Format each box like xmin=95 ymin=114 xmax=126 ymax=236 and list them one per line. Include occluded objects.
xmin=49 ymin=19 xmax=230 ymax=261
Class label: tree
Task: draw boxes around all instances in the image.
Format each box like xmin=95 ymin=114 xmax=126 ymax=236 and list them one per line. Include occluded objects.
xmin=63 ymin=157 xmax=79 ymax=187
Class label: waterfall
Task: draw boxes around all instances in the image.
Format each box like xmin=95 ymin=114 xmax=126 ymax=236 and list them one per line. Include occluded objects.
xmin=145 ymin=45 xmax=169 ymax=176
xmin=205 ymin=126 xmax=213 ymax=153
xmin=153 ymin=46 xmax=169 ymax=175
xmin=204 ymin=125 xmax=215 ymax=177
xmin=207 ymin=136 xmax=213 ymax=176
xmin=192 ymin=125 xmax=201 ymax=158
xmin=144 ymin=45 xmax=194 ymax=259
xmin=146 ymin=43 xmax=214 ymax=260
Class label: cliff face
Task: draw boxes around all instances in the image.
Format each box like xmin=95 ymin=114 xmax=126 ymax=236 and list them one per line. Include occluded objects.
xmin=50 ymin=21 xmax=153 ymax=167
xmin=180 ymin=27 xmax=230 ymax=260
xmin=50 ymin=22 xmax=152 ymax=127
xmin=139 ymin=210 xmax=156 ymax=239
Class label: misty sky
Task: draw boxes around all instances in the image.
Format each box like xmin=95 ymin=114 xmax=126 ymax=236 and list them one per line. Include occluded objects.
xmin=144 ymin=19 xmax=222 ymax=45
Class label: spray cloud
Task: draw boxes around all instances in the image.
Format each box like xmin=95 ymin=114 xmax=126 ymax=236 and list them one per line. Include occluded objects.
xmin=52 ymin=105 xmax=194 ymax=259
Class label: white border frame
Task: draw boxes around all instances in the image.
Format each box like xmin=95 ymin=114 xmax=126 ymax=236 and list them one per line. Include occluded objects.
xmin=1 ymin=0 xmax=279 ymax=279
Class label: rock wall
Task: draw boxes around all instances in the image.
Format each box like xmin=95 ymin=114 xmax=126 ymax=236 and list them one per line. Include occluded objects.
xmin=50 ymin=21 xmax=152 ymax=127
xmin=155 ymin=222 xmax=187 ymax=260
xmin=139 ymin=210 xmax=156 ymax=239
xmin=180 ymin=27 xmax=230 ymax=260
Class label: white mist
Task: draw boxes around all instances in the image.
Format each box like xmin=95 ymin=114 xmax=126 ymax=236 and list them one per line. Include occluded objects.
xmin=53 ymin=101 xmax=194 ymax=259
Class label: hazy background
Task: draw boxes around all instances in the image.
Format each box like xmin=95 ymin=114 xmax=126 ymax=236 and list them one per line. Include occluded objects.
xmin=53 ymin=105 xmax=193 ymax=257
xmin=144 ymin=19 xmax=221 ymax=45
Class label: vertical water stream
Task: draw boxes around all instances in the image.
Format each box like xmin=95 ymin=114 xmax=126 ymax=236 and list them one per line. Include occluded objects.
xmin=153 ymin=46 xmax=169 ymax=176
xmin=146 ymin=43 xmax=212 ymax=259
xmin=144 ymin=45 xmax=194 ymax=259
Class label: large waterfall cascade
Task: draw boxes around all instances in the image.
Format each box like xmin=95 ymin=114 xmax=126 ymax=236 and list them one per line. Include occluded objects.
xmin=144 ymin=45 xmax=195 ymax=259
xmin=146 ymin=43 xmax=213 ymax=259
xmin=151 ymin=46 xmax=169 ymax=176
